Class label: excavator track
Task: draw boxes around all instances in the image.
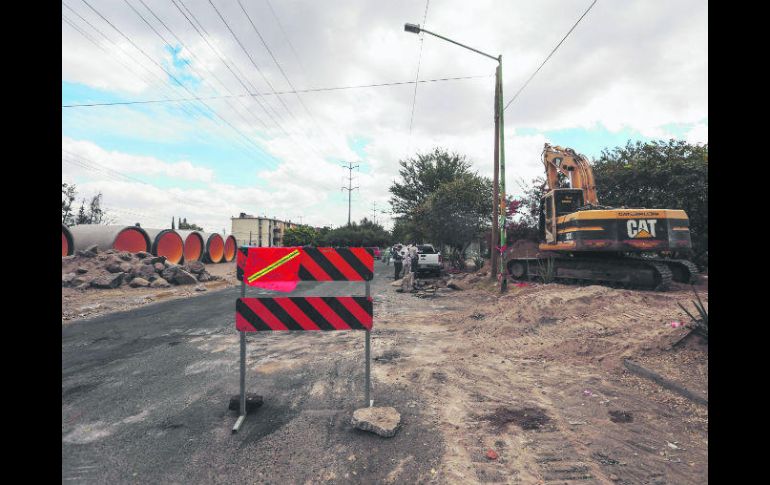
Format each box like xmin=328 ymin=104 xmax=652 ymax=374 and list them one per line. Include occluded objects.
xmin=660 ymin=258 xmax=699 ymax=284
xmin=507 ymin=255 xmax=673 ymax=291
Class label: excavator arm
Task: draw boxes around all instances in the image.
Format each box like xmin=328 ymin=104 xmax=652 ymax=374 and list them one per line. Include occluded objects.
xmin=542 ymin=143 xmax=599 ymax=205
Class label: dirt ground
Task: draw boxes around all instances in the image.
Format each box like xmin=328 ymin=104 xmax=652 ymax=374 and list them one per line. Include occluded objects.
xmin=62 ymin=261 xmax=707 ymax=482
xmin=369 ymin=275 xmax=708 ymax=483
xmin=61 ymin=261 xmax=238 ymax=322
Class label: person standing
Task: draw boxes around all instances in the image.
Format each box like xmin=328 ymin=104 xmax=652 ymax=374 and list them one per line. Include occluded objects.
xmin=391 ymin=244 xmax=403 ymax=279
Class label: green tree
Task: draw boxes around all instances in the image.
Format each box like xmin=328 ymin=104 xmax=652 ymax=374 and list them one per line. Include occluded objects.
xmin=62 ymin=183 xmax=77 ymax=225
xmin=389 ymin=147 xmax=475 ymax=216
xmin=320 ymin=218 xmax=391 ymax=247
xmin=178 ymin=217 xmax=204 ymax=231
xmin=283 ymin=225 xmax=320 ymax=246
xmin=418 ymin=174 xmax=493 ymax=252
xmin=592 ymin=140 xmax=708 ymax=264
xmin=74 ymin=192 xmax=111 ymax=225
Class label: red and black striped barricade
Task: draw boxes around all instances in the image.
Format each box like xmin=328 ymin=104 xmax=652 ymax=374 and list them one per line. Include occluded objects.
xmin=232 ymin=247 xmax=374 ymax=433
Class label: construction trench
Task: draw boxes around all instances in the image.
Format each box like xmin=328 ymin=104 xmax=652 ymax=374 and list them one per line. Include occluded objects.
xmin=63 ymin=224 xmax=237 ymax=265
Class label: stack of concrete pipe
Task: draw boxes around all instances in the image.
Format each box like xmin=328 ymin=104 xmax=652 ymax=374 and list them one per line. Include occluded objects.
xmin=64 ymin=225 xmax=236 ymax=264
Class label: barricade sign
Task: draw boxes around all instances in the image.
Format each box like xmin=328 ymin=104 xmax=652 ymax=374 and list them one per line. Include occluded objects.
xmin=231 ymin=246 xmax=374 ymax=433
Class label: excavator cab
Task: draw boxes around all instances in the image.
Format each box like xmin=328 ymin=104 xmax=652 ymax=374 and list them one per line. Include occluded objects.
xmin=539 ymin=188 xmax=585 ymax=244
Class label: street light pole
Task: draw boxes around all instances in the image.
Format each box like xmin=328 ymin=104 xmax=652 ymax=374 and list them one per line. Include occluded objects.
xmin=404 ymin=23 xmax=507 ymax=290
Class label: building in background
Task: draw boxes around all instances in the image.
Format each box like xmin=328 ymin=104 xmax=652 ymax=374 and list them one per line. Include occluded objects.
xmin=231 ymin=213 xmax=300 ymax=247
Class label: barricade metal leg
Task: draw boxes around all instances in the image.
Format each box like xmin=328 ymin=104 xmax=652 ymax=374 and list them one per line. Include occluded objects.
xmin=233 ymin=281 xmax=247 ymax=433
xmin=365 ymin=280 xmax=372 ymax=407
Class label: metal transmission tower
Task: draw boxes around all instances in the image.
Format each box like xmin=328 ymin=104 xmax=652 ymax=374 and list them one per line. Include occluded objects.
xmin=370 ymin=201 xmax=378 ymax=225
xmin=341 ymin=162 xmax=360 ymax=226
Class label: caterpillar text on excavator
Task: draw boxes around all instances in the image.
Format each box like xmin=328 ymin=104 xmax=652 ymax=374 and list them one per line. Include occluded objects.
xmin=505 ymin=143 xmax=698 ymax=291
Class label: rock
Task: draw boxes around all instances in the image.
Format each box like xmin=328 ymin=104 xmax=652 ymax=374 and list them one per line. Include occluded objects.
xmin=118 ymin=251 xmax=133 ymax=261
xmin=136 ymin=251 xmax=151 ymax=259
xmin=351 ymin=407 xmax=401 ymax=437
xmin=391 ymin=279 xmax=403 ymax=287
xmin=86 ymin=245 xmax=99 ymax=254
xmin=76 ymin=249 xmax=96 ymax=258
xmin=150 ymin=277 xmax=170 ymax=288
xmin=105 ymin=249 xmax=117 ymax=254
xmin=161 ymin=265 xmax=178 ymax=281
xmin=119 ymin=262 xmax=132 ymax=273
xmin=90 ymin=272 xmax=125 ymax=289
xmin=173 ymin=269 xmax=198 ymax=285
xmin=197 ymin=271 xmax=211 ymax=282
xmin=141 ymin=257 xmax=154 ymax=265
xmin=187 ymin=260 xmax=205 ymax=274
xmin=150 ymin=256 xmax=166 ymax=265
xmin=62 ymin=273 xmax=77 ymax=287
xmin=134 ymin=264 xmax=156 ymax=280
xmin=76 ymin=267 xmax=88 ymax=274
xmin=106 ymin=262 xmax=123 ymax=273
xmin=71 ymin=275 xmax=90 ymax=287
xmin=129 ymin=277 xmax=150 ymax=288
xmin=447 ymin=283 xmax=463 ymax=291
xmin=153 ymin=262 xmax=165 ymax=272
xmin=195 ymin=285 xmax=207 ymax=292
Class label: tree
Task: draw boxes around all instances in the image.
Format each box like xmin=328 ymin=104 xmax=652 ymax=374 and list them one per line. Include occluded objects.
xmin=592 ymin=140 xmax=708 ymax=264
xmin=320 ymin=218 xmax=391 ymax=247
xmin=389 ymin=147 xmax=475 ymax=217
xmin=74 ymin=192 xmax=112 ymax=225
xmin=418 ymin=174 xmax=492 ymax=252
xmin=283 ymin=225 xmax=320 ymax=246
xmin=62 ymin=183 xmax=77 ymax=225
xmin=178 ymin=217 xmax=204 ymax=231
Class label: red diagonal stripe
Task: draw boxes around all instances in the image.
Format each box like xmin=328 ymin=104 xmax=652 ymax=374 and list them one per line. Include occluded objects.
xmin=274 ymin=298 xmax=320 ymax=331
xmin=299 ymin=250 xmax=332 ymax=280
xmin=242 ymin=298 xmax=288 ymax=331
xmin=236 ymin=311 xmax=256 ymax=332
xmin=321 ymin=249 xmax=361 ymax=281
xmin=306 ymin=297 xmax=349 ymax=330
xmin=338 ymin=297 xmax=373 ymax=330
xmin=350 ymin=247 xmax=374 ymax=272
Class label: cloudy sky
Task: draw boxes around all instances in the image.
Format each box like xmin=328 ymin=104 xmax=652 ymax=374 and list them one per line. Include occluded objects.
xmin=62 ymin=0 xmax=708 ymax=233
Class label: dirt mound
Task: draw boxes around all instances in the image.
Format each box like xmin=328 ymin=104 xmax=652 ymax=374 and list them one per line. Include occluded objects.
xmin=62 ymin=246 xmax=218 ymax=290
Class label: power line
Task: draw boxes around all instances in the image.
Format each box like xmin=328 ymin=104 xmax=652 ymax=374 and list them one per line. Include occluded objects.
xmin=62 ymin=75 xmax=491 ymax=107
xmin=503 ymin=0 xmax=597 ymax=111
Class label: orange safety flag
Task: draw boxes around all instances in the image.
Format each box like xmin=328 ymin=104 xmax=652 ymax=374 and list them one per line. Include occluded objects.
xmin=241 ymin=247 xmax=302 ymax=292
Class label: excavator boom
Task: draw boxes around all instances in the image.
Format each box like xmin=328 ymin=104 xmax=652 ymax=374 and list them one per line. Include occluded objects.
xmin=542 ymin=143 xmax=599 ymax=205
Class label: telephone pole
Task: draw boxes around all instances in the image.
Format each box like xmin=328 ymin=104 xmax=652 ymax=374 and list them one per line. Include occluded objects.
xmin=370 ymin=201 xmax=379 ymax=225
xmin=341 ymin=161 xmax=359 ymax=226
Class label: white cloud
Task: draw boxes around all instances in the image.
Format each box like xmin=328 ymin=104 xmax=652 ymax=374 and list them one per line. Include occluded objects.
xmin=685 ymin=123 xmax=708 ymax=145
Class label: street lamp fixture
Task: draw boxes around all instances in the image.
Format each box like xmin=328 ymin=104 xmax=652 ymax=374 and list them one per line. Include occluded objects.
xmin=403 ymin=22 xmax=508 ymax=291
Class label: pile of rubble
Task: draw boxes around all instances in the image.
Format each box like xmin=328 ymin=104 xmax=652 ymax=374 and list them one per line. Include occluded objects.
xmin=393 ymin=271 xmax=488 ymax=298
xmin=61 ymin=245 xmax=219 ymax=290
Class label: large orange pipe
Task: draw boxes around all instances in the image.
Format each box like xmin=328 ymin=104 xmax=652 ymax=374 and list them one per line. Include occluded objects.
xmin=68 ymin=225 xmax=152 ymax=253
xmin=175 ymin=230 xmax=205 ymax=262
xmin=201 ymin=232 xmax=225 ymax=263
xmin=62 ymin=224 xmax=74 ymax=256
xmin=144 ymin=228 xmax=185 ymax=265
xmin=224 ymin=235 xmax=237 ymax=262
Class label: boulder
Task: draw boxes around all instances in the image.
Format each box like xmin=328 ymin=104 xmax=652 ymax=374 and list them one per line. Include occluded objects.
xmin=150 ymin=256 xmax=166 ymax=265
xmin=153 ymin=262 xmax=165 ymax=272
xmin=150 ymin=277 xmax=170 ymax=288
xmin=351 ymin=407 xmax=401 ymax=437
xmin=447 ymin=282 xmax=464 ymax=291
xmin=119 ymin=262 xmax=132 ymax=273
xmin=105 ymin=249 xmax=117 ymax=255
xmin=129 ymin=277 xmax=150 ymax=288
xmin=62 ymin=273 xmax=77 ymax=287
xmin=187 ymin=261 xmax=205 ymax=274
xmin=134 ymin=264 xmax=156 ymax=280
xmin=76 ymin=249 xmax=96 ymax=258
xmin=197 ymin=271 xmax=211 ymax=282
xmin=118 ymin=251 xmax=133 ymax=261
xmin=195 ymin=285 xmax=207 ymax=292
xmin=90 ymin=272 xmax=125 ymax=289
xmin=76 ymin=267 xmax=88 ymax=274
xmin=136 ymin=251 xmax=152 ymax=259
xmin=161 ymin=266 xmax=179 ymax=281
xmin=85 ymin=245 xmax=99 ymax=254
xmin=173 ymin=269 xmax=197 ymax=285
xmin=106 ymin=262 xmax=123 ymax=274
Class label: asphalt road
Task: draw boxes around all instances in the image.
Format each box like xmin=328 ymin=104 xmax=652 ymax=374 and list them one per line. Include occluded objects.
xmin=62 ymin=261 xmax=443 ymax=484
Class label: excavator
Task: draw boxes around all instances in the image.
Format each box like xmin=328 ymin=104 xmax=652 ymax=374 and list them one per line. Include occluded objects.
xmin=505 ymin=143 xmax=698 ymax=291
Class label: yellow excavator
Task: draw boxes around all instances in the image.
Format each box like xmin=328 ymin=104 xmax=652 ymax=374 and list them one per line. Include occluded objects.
xmin=505 ymin=143 xmax=698 ymax=291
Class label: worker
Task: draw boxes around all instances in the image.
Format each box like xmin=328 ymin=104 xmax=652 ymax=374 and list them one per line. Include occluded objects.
xmin=391 ymin=243 xmax=404 ymax=279
xmin=382 ymin=247 xmax=391 ymax=266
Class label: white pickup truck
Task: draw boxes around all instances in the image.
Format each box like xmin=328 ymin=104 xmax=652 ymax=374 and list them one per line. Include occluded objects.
xmin=415 ymin=244 xmax=442 ymax=276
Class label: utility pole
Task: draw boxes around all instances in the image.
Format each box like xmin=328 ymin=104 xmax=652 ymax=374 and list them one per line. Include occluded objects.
xmin=341 ymin=161 xmax=359 ymax=226
xmin=370 ymin=201 xmax=379 ymax=225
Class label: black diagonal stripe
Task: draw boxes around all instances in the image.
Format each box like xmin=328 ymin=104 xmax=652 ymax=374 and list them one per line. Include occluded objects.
xmin=258 ymin=298 xmax=304 ymax=331
xmin=305 ymin=248 xmax=345 ymax=280
xmin=352 ymin=297 xmax=373 ymax=318
xmin=322 ymin=297 xmax=366 ymax=330
xmin=239 ymin=247 xmax=249 ymax=257
xmin=298 ymin=265 xmax=316 ymax=281
xmin=236 ymin=298 xmax=272 ymax=331
xmin=291 ymin=298 xmax=335 ymax=330
xmin=336 ymin=248 xmax=373 ymax=281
